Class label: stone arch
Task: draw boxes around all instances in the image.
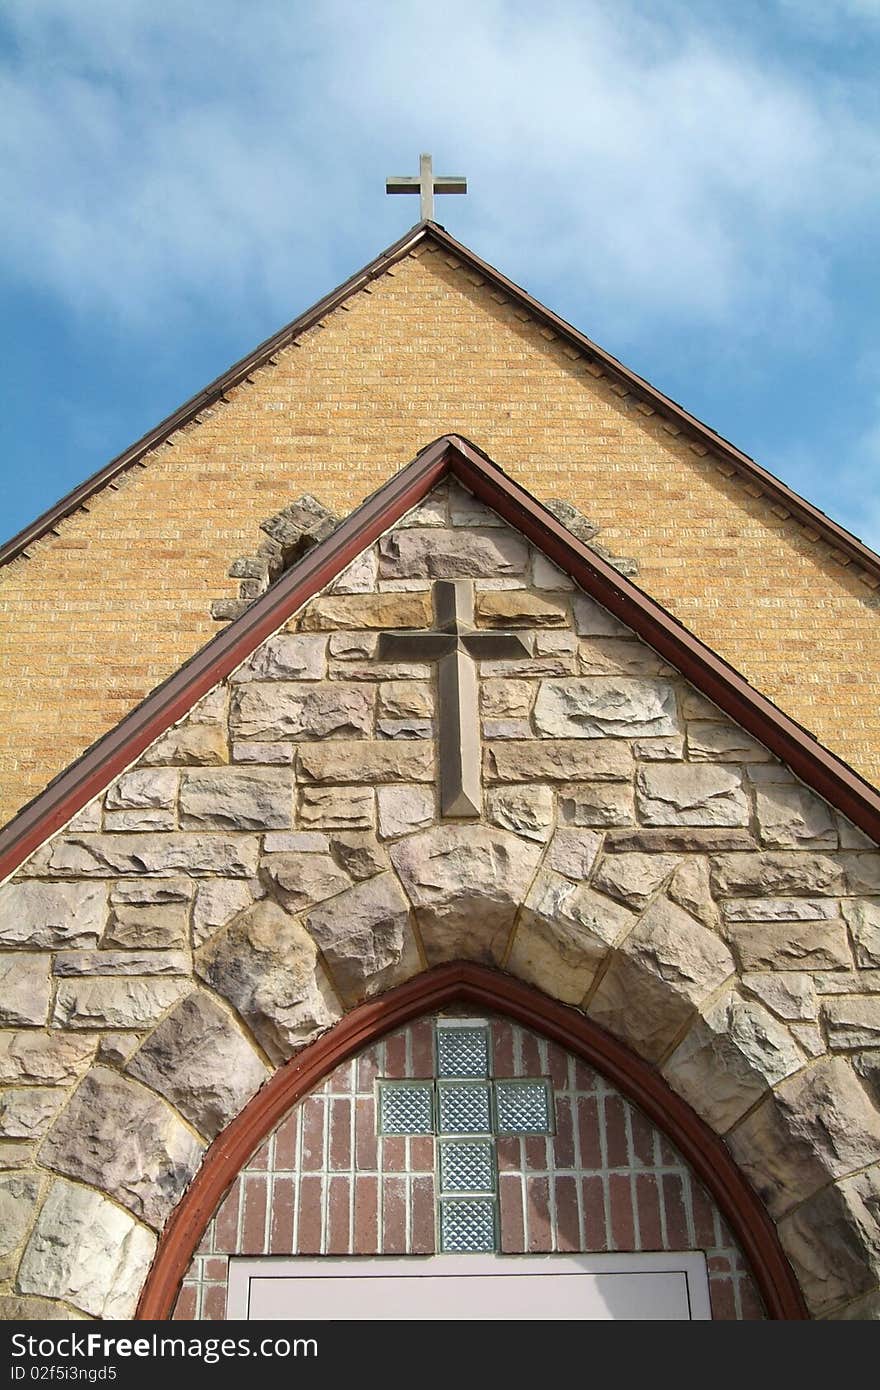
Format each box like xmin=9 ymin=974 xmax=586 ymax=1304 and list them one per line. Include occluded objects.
xmin=135 ymin=964 xmax=806 ymax=1320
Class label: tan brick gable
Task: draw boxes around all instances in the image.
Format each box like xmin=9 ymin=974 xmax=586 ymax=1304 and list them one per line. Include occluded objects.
xmin=2 ymin=231 xmax=878 ymax=823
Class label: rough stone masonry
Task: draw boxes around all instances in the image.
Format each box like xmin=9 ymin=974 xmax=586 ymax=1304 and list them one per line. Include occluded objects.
xmin=1 ymin=480 xmax=879 ymax=1320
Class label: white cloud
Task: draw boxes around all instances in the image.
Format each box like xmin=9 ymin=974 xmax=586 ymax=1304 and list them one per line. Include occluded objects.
xmin=1 ymin=0 xmax=878 ymax=351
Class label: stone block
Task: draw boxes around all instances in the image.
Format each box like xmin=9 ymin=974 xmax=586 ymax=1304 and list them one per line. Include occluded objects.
xmin=592 ymin=852 xmax=678 ymax=910
xmin=0 ymin=955 xmax=50 ymax=1026
xmin=727 ymin=920 xmax=851 ymax=971
xmin=507 ymin=872 xmax=624 ymax=1005
xmin=230 ymin=682 xmax=374 ymax=742
xmin=195 ymin=900 xmax=339 ymax=1064
xmin=667 ymin=857 xmax=720 ymax=929
xmin=632 ymin=735 xmax=685 ymax=761
xmin=327 ymin=549 xmax=379 ymax=593
xmin=0 ymin=1089 xmax=66 ymax=1140
xmin=22 ymin=834 xmax=260 ymax=879
xmin=571 ymin=595 xmax=630 ymax=637
xmin=378 ymin=528 xmax=528 ymax=580
xmin=686 ymin=722 xmax=770 ymax=762
xmin=40 ymin=1067 xmax=203 ymax=1228
xmin=127 ymin=991 xmax=268 ymax=1140
xmin=480 ymin=679 xmax=533 ymax=718
xmin=191 ymin=879 xmax=256 ymax=947
xmin=577 ymin=638 xmax=671 ymax=677
xmin=179 ymin=768 xmax=294 ymax=830
xmin=230 ymin=633 xmax=326 ymax=682
xmin=378 ymin=718 xmax=432 ymax=739
xmin=377 ymin=785 xmax=435 ymax=839
xmin=378 ymin=681 xmax=433 ymax=719
xmin=742 ymin=973 xmax=818 ymax=1022
xmin=105 ymin=770 xmax=178 ymax=812
xmin=475 ymin=590 xmax=568 ymax=627
xmin=326 ymin=631 xmax=378 ymax=660
xmin=487 ymin=785 xmax=554 ymax=842
xmin=232 ymin=742 xmax=295 ymax=765
xmin=778 ymin=1166 xmax=880 ymax=1318
xmin=557 ymin=782 xmax=635 ymax=827
xmin=607 ymin=828 xmax=757 ymax=854
xmin=532 ymin=553 xmax=575 ymax=590
xmin=327 ymin=833 xmax=387 ymax=882
xmin=0 ymin=1033 xmax=97 ymax=1085
xmin=105 ymin=877 xmax=192 ymax=950
xmin=534 ymin=677 xmax=679 ymax=738
xmin=298 ymin=786 xmax=375 ymax=830
xmin=824 ymin=998 xmax=880 ymax=1049
xmin=104 ymin=809 xmax=175 ymax=832
xmin=636 ymin=764 xmax=749 ymax=828
xmin=483 ymin=739 xmax=632 ymax=783
xmin=260 ymin=851 xmax=351 ymax=913
xmin=722 ymin=897 xmax=838 ymax=921
xmin=297 ymin=741 xmax=434 ymax=784
xmin=52 ymin=978 xmax=191 ymax=1030
xmin=543 ymin=828 xmax=602 ymax=881
xmin=305 ymin=874 xmax=420 ymax=1007
xmin=710 ymin=852 xmax=847 ymax=897
xmin=17 ymin=1178 xmax=156 ymax=1318
xmin=727 ymin=1056 xmax=880 ymax=1218
xmin=140 ymin=721 xmax=227 ymax=767
xmin=662 ymin=989 xmax=803 ymax=1131
xmin=0 ymin=882 xmax=106 ymax=947
xmin=587 ymin=898 xmax=735 ymax=1063
xmin=0 ymin=1172 xmax=41 ymax=1259
xmin=755 ymin=785 xmax=838 ymax=850
xmin=390 ymin=825 xmax=542 ymax=965
xmin=298 ymin=592 xmax=432 ymax=631
xmin=843 ymin=899 xmax=880 ymax=968
xmin=52 ymin=951 xmax=189 ymax=976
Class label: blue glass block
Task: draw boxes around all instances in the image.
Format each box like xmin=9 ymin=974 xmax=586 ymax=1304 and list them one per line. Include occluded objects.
xmin=436 ymin=1026 xmax=490 ymax=1078
xmin=438 ymin=1139 xmax=496 ymax=1194
xmin=440 ymin=1198 xmax=497 ymax=1253
xmin=494 ymin=1079 xmax=552 ymax=1134
xmin=378 ymin=1081 xmax=434 ymax=1135
xmin=437 ymin=1081 xmax=492 ymax=1135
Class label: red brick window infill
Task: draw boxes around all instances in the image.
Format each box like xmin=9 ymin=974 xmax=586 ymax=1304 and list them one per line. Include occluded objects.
xmin=173 ymin=1013 xmax=764 ymax=1320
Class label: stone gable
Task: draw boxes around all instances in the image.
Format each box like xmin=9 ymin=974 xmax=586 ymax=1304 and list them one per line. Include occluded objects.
xmin=1 ymin=480 xmax=880 ymax=1320
xmin=2 ymin=241 xmax=880 ymax=823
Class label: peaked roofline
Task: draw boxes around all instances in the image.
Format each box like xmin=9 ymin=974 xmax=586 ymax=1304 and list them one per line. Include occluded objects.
xmin=1 ymin=434 xmax=878 ymax=882
xmin=3 ymin=222 xmax=880 ymax=586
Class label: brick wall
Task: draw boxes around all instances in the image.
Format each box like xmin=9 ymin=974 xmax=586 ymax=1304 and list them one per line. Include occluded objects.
xmin=174 ymin=1014 xmax=763 ymax=1321
xmin=2 ymin=243 xmax=879 ymax=822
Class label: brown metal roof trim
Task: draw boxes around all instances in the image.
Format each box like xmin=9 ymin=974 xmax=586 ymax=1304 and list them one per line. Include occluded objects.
xmin=3 ymin=222 xmax=880 ymax=587
xmin=1 ymin=434 xmax=878 ymax=882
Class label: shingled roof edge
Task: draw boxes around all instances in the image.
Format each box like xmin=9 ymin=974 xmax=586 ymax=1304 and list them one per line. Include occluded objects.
xmin=1 ymin=434 xmax=878 ymax=884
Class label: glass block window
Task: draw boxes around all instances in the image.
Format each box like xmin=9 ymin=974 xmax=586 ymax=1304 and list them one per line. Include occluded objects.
xmin=378 ymin=1081 xmax=434 ymax=1134
xmin=437 ymin=1081 xmax=492 ymax=1135
xmin=436 ymin=1025 xmax=490 ymax=1078
xmin=440 ymin=1198 xmax=497 ymax=1254
xmin=439 ymin=1140 xmax=496 ymax=1195
xmin=494 ymin=1079 xmax=553 ymax=1135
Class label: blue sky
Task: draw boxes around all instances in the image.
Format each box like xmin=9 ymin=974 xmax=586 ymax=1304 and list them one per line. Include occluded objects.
xmin=2 ymin=0 xmax=879 ymax=547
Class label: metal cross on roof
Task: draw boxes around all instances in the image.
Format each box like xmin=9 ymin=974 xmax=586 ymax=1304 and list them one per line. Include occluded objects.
xmin=385 ymin=153 xmax=467 ymax=222
xmin=377 ymin=579 xmax=529 ymax=818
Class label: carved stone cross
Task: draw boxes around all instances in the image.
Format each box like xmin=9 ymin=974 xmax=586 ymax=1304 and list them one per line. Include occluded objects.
xmin=377 ymin=580 xmax=529 ymax=817
xmin=386 ymin=153 xmax=467 ymax=222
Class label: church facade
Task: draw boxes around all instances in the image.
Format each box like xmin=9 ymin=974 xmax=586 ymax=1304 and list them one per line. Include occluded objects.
xmin=1 ymin=223 xmax=879 ymax=1322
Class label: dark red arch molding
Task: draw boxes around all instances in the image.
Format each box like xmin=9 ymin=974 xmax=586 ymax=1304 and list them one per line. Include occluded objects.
xmin=136 ymin=964 xmax=807 ymax=1320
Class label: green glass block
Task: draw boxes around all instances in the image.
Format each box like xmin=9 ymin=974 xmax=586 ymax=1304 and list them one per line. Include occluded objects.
xmin=378 ymin=1081 xmax=434 ymax=1135
xmin=494 ymin=1079 xmax=552 ymax=1134
xmin=438 ymin=1139 xmax=496 ymax=1194
xmin=436 ymin=1026 xmax=490 ymax=1078
xmin=437 ymin=1081 xmax=492 ymax=1135
xmin=440 ymin=1198 xmax=497 ymax=1253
